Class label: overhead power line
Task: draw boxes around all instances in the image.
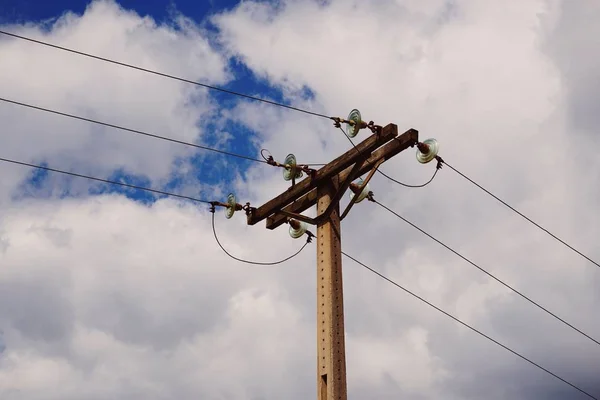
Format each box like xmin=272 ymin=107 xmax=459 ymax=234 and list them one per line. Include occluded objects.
xmin=7 ymin=25 xmax=596 ymax=398
xmin=1 ymin=30 xmax=440 ymax=182
xmin=0 ymin=30 xmax=331 ymax=120
xmin=445 ymin=161 xmax=600 ymax=270
xmin=0 ymin=97 xmax=268 ymax=165
xmin=342 ymin=251 xmax=598 ymax=400
xmin=1 ymin=97 xmax=328 ymax=168
xmin=4 ymin=149 xmax=593 ymax=397
xmin=1 ymin=155 xmax=310 ymax=265
xmin=373 ymin=199 xmax=600 ymax=348
xmin=0 ymin=157 xmax=211 ymax=204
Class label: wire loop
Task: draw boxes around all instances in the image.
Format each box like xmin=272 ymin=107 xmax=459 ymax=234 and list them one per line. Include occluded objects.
xmin=210 ymin=209 xmax=311 ymax=266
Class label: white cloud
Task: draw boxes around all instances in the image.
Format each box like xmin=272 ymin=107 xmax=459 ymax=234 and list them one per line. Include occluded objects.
xmin=0 ymin=196 xmax=316 ymax=399
xmin=2 ymin=0 xmax=600 ymax=399
xmin=347 ymin=327 xmax=448 ymax=394
xmin=0 ymin=0 xmax=229 ymax=204
xmin=214 ymin=0 xmax=600 ymax=397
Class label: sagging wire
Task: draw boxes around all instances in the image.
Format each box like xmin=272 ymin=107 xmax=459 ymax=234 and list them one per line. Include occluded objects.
xmin=210 ymin=203 xmax=313 ymax=266
xmin=378 ymin=157 xmax=443 ymax=188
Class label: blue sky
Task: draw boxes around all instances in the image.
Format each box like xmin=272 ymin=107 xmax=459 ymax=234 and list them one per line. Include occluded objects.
xmin=1 ymin=0 xmax=303 ymax=204
xmin=1 ymin=0 xmax=236 ymax=25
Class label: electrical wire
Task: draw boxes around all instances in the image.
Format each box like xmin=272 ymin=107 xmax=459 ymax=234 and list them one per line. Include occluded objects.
xmin=1 ymin=97 xmax=328 ymax=169
xmin=339 ymin=126 xmax=439 ymax=188
xmin=0 ymin=30 xmax=331 ymax=120
xmin=378 ymin=168 xmax=439 ymax=188
xmin=0 ymin=157 xmax=211 ymax=204
xmin=1 ymin=158 xmax=593 ymax=397
xmin=444 ymin=161 xmax=600 ymax=270
xmin=211 ymin=210 xmax=311 ymax=265
xmin=4 ymin=26 xmax=595 ymax=394
xmin=0 ymin=97 xmax=268 ymax=165
xmin=373 ymin=199 xmax=600 ymax=348
xmin=341 ymin=251 xmax=598 ymax=400
xmin=1 ymin=156 xmax=311 ymax=265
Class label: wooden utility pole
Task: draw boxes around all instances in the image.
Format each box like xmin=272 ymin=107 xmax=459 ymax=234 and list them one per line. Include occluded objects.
xmin=247 ymin=123 xmax=419 ymax=399
xmin=316 ymin=180 xmax=346 ymax=399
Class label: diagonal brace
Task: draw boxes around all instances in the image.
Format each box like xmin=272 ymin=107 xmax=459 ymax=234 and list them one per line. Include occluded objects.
xmin=340 ymin=158 xmax=383 ymax=221
xmin=274 ymin=209 xmax=317 ymax=225
xmin=266 ymin=127 xmax=418 ymax=230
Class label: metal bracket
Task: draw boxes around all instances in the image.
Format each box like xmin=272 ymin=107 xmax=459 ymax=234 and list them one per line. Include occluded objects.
xmin=331 ymin=117 xmax=381 ymax=135
xmin=211 ymin=201 xmax=243 ymax=211
xmin=263 ymin=153 xmax=316 ymax=188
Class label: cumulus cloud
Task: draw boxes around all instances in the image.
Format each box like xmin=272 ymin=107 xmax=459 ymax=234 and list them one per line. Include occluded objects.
xmin=0 ymin=0 xmax=229 ymax=204
xmin=1 ymin=0 xmax=600 ymax=399
xmin=0 ymin=196 xmax=317 ymax=400
xmin=214 ymin=0 xmax=600 ymax=398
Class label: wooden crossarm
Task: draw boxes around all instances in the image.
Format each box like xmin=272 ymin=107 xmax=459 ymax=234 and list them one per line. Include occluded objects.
xmin=247 ymin=124 xmax=398 ymax=225
xmin=265 ymin=126 xmax=418 ymax=230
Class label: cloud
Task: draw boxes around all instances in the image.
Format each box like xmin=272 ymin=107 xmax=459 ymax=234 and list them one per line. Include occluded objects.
xmin=0 ymin=0 xmax=229 ymax=205
xmin=1 ymin=0 xmax=600 ymax=399
xmin=0 ymin=196 xmax=317 ymax=399
xmin=544 ymin=1 xmax=600 ymax=135
xmin=214 ymin=0 xmax=600 ymax=398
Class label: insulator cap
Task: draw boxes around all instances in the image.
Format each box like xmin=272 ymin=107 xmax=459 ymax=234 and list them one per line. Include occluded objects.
xmin=289 ymin=219 xmax=308 ymax=239
xmin=283 ymin=153 xmax=303 ymax=181
xmin=349 ymin=178 xmax=370 ymax=203
xmin=416 ymin=138 xmax=440 ymax=164
xmin=345 ymin=109 xmax=362 ymax=138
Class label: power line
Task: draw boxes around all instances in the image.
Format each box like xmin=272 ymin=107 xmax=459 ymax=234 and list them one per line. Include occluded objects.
xmin=373 ymin=199 xmax=600 ymax=348
xmin=0 ymin=30 xmax=331 ymax=120
xmin=4 ymin=149 xmax=592 ymax=396
xmin=1 ymin=97 xmax=329 ymax=169
xmin=6 ymin=26 xmax=595 ymax=384
xmin=2 ymin=155 xmax=310 ymax=265
xmin=445 ymin=161 xmax=600 ymax=270
xmin=342 ymin=251 xmax=598 ymax=400
xmin=0 ymin=157 xmax=211 ymax=204
xmin=0 ymin=97 xmax=268 ymax=165
xmin=211 ymin=210 xmax=311 ymax=265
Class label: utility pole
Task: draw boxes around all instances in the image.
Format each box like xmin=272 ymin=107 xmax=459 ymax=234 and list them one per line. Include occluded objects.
xmin=247 ymin=122 xmax=419 ymax=400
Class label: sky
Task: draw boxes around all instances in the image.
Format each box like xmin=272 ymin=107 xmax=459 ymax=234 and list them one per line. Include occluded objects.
xmin=0 ymin=0 xmax=600 ymax=399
